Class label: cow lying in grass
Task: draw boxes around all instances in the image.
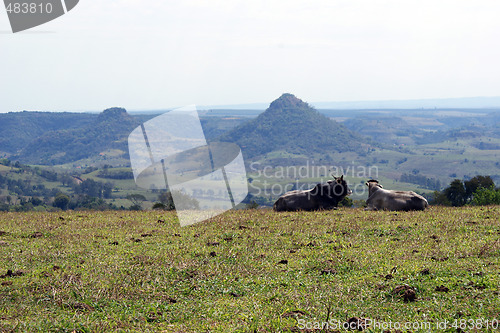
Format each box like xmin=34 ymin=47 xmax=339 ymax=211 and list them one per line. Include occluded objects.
xmin=273 ymin=175 xmax=352 ymax=212
xmin=365 ymin=179 xmax=428 ymax=211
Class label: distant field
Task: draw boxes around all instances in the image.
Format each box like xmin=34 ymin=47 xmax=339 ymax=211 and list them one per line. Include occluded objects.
xmin=1 ymin=206 xmax=499 ymax=332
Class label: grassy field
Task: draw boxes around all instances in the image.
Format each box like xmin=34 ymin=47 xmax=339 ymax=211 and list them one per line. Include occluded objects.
xmin=1 ymin=206 xmax=499 ymax=332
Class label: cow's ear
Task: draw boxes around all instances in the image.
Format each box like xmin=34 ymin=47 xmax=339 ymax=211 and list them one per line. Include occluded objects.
xmin=365 ymin=182 xmax=369 ymax=186
xmin=340 ymin=175 xmax=344 ymax=181
xmin=333 ymin=175 xmax=338 ymax=181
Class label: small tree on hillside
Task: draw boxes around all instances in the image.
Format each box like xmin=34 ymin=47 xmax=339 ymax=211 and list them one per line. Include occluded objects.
xmin=126 ymin=194 xmax=147 ymax=210
xmin=464 ymin=176 xmax=494 ymax=201
xmin=53 ymin=193 xmax=70 ymax=210
xmin=153 ymin=190 xmax=199 ymax=211
xmin=444 ymin=179 xmax=467 ymax=207
xmin=471 ymin=186 xmax=500 ymax=206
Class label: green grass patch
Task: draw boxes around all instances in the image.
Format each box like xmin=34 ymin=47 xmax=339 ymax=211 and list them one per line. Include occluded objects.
xmin=0 ymin=206 xmax=499 ymax=332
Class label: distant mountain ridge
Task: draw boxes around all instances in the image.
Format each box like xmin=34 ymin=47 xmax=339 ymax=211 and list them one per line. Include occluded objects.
xmin=2 ymin=94 xmax=497 ymax=167
xmin=219 ymin=93 xmax=369 ymax=160
xmin=196 ymin=96 xmax=500 ymax=112
xmin=308 ymin=96 xmax=500 ymax=110
xmin=0 ymin=111 xmax=95 ymax=155
xmin=14 ymin=108 xmax=139 ymax=165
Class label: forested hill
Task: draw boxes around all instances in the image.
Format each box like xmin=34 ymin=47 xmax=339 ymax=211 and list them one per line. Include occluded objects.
xmin=1 ymin=97 xmax=370 ymax=166
xmin=14 ymin=108 xmax=140 ymax=165
xmin=0 ymin=111 xmax=95 ymax=155
xmin=219 ymin=93 xmax=370 ymax=159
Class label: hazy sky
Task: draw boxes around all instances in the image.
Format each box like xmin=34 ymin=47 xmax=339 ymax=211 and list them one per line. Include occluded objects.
xmin=1 ymin=0 xmax=500 ymax=112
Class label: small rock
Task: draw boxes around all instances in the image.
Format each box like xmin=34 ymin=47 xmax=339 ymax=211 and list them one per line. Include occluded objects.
xmin=431 ymin=256 xmax=448 ymax=262
xmin=321 ymin=269 xmax=336 ymax=275
xmin=403 ymin=288 xmax=417 ymax=302
xmin=69 ymin=302 xmax=94 ymax=311
xmin=146 ymin=311 xmax=163 ymax=322
xmin=393 ymin=285 xmax=417 ymax=302
xmin=0 ymin=270 xmax=25 ymax=278
xmin=40 ymin=271 xmax=51 ymax=278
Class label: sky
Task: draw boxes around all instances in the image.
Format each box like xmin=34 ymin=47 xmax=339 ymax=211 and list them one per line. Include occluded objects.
xmin=1 ymin=0 xmax=500 ymax=112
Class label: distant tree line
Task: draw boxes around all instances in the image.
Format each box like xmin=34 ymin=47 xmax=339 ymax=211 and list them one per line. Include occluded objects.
xmin=151 ymin=190 xmax=199 ymax=211
xmin=400 ymin=173 xmax=442 ymax=191
xmin=97 ymin=169 xmax=134 ymax=180
xmin=0 ymin=159 xmax=120 ymax=212
xmin=433 ymin=175 xmax=499 ymax=206
xmin=72 ymin=178 xmax=113 ymax=199
xmin=52 ymin=193 xmax=118 ymax=211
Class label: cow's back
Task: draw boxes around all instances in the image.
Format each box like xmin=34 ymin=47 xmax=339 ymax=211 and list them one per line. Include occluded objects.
xmin=273 ymin=189 xmax=316 ymax=212
xmin=367 ymin=189 xmax=428 ymax=211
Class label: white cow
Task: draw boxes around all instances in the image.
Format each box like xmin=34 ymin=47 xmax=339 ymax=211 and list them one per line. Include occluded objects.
xmin=365 ymin=180 xmax=428 ymax=211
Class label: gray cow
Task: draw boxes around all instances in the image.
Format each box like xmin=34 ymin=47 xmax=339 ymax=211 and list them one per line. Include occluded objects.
xmin=273 ymin=175 xmax=352 ymax=212
xmin=365 ymin=179 xmax=428 ymax=211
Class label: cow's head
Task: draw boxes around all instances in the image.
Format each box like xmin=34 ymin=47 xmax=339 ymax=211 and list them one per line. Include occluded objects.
xmin=310 ymin=175 xmax=351 ymax=199
xmin=365 ymin=179 xmax=383 ymax=196
xmin=330 ymin=175 xmax=352 ymax=197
